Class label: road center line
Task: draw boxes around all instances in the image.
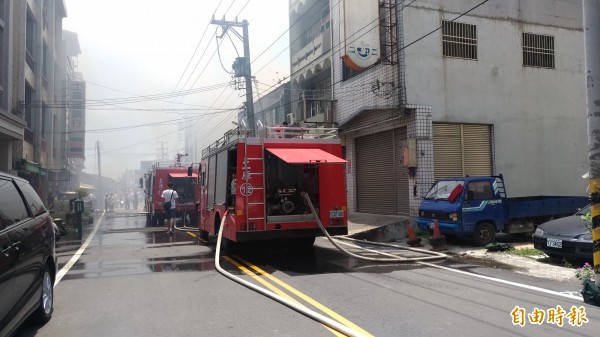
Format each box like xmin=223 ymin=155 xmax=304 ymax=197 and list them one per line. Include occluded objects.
xmin=54 ymin=212 xmax=105 ymax=286
xmin=224 ymin=256 xmax=346 ymax=337
xmin=417 ymin=261 xmax=583 ymax=301
xmin=234 ymin=256 xmax=374 ymax=337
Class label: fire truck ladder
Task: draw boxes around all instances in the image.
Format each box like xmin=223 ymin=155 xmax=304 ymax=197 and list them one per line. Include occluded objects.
xmin=243 ymin=141 xmax=267 ymax=230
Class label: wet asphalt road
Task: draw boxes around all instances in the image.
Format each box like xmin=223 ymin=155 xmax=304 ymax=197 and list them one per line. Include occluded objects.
xmin=14 ymin=211 xmax=600 ymax=337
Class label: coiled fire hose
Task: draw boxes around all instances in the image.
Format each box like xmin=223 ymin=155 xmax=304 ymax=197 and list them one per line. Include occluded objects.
xmin=214 ymin=210 xmax=367 ymax=337
xmin=301 ymin=192 xmax=447 ymax=262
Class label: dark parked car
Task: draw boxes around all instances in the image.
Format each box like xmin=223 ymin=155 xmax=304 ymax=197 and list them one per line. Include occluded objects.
xmin=0 ymin=173 xmax=57 ymax=336
xmin=532 ymin=205 xmax=593 ymax=261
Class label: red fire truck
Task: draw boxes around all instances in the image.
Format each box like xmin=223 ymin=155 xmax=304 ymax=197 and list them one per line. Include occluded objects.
xmin=193 ymin=126 xmax=348 ymax=247
xmin=141 ymin=161 xmax=198 ymax=226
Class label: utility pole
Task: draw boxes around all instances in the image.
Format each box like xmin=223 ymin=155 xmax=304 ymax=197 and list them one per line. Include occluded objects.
xmin=97 ymin=141 xmax=103 ymax=206
xmin=583 ymin=0 xmax=600 ymax=293
xmin=211 ymin=17 xmax=256 ymax=136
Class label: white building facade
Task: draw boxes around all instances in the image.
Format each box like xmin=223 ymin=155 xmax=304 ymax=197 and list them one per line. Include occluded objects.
xmin=291 ymin=0 xmax=587 ymax=217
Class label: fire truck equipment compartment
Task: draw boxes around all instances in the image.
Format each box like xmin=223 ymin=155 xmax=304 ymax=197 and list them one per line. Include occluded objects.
xmin=265 ymin=148 xmax=347 ymax=164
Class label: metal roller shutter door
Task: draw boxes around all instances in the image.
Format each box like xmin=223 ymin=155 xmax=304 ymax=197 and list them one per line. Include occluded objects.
xmin=462 ymin=124 xmax=492 ymax=176
xmin=433 ymin=123 xmax=492 ymax=179
xmin=356 ymin=128 xmax=409 ymax=215
xmin=433 ymin=124 xmax=463 ymax=179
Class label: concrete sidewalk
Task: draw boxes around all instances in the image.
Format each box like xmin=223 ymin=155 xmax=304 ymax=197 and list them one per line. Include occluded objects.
xmin=346 ymin=212 xmax=577 ymax=283
xmin=347 ymin=212 xmax=411 ymax=241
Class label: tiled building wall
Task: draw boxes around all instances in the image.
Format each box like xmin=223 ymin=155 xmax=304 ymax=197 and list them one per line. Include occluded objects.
xmin=341 ymin=105 xmax=432 ymax=217
xmin=330 ymin=0 xmax=400 ymax=126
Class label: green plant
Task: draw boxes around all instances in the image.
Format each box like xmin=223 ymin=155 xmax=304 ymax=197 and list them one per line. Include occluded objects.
xmin=581 ymin=212 xmax=592 ymax=232
xmin=417 ymin=231 xmax=430 ymax=238
xmin=575 ymin=262 xmax=595 ymax=282
xmin=563 ymin=258 xmax=573 ymax=268
xmin=76 ymin=187 xmax=90 ymax=199
xmin=507 ymin=248 xmax=543 ymax=257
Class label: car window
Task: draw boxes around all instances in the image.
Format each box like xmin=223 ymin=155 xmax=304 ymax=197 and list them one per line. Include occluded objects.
xmin=0 ymin=179 xmax=31 ymax=229
xmin=466 ymin=181 xmax=494 ymax=200
xmin=15 ymin=181 xmax=47 ymax=217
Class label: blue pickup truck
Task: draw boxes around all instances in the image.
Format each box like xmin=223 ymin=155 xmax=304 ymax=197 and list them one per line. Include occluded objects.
xmin=416 ymin=175 xmax=589 ymax=246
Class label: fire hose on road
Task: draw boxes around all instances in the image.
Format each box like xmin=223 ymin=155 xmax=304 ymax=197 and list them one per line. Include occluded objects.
xmin=213 ymin=210 xmax=368 ymax=337
xmin=212 ymin=194 xmax=447 ymax=336
xmin=301 ymin=192 xmax=447 ymax=263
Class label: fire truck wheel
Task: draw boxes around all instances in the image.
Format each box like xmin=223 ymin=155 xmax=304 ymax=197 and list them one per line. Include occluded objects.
xmin=290 ymin=237 xmax=315 ymax=250
xmin=221 ymin=238 xmax=237 ymax=253
xmin=199 ymin=229 xmax=209 ymax=242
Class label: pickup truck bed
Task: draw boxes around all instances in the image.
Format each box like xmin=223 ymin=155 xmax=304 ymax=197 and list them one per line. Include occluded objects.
xmin=506 ymin=196 xmax=588 ymax=220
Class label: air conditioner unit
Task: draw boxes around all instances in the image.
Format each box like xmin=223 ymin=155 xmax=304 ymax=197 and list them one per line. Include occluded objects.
xmin=287 ymin=112 xmax=296 ymax=125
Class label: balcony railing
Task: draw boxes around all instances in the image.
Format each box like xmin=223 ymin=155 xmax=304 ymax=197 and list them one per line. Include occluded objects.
xmin=264 ymin=126 xmax=338 ymax=139
xmin=297 ymin=89 xmax=334 ymax=123
xmin=299 ymin=89 xmax=332 ymax=101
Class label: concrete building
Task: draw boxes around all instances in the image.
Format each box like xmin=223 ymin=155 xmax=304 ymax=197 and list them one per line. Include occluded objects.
xmin=62 ymin=30 xmax=84 ymax=192
xmin=290 ymin=0 xmax=587 ymax=217
xmin=255 ymin=81 xmax=291 ymax=126
xmin=0 ymin=0 xmax=26 ymax=174
xmin=0 ymin=1 xmax=86 ymax=202
xmin=16 ymin=0 xmax=69 ymax=200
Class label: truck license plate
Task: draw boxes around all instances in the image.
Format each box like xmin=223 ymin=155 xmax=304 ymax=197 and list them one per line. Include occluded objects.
xmin=330 ymin=210 xmax=344 ymax=218
xmin=547 ymin=238 xmax=562 ymax=249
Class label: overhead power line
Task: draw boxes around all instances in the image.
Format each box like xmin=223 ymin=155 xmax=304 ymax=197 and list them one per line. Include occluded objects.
xmin=172 ymin=0 xmax=226 ymax=93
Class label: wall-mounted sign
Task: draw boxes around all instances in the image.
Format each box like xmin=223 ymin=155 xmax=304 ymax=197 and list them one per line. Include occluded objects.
xmin=68 ymin=80 xmax=86 ymax=158
xmin=341 ymin=0 xmax=380 ymax=71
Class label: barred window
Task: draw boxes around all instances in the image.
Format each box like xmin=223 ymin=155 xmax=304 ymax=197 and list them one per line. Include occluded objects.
xmin=442 ymin=21 xmax=477 ymax=60
xmin=523 ymin=33 xmax=554 ymax=69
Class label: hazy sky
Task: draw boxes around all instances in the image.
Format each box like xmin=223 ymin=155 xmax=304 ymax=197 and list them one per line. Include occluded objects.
xmin=62 ymin=0 xmax=290 ymax=179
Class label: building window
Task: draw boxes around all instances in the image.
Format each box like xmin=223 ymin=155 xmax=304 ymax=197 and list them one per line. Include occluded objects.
xmin=0 ymin=0 xmax=5 ymax=22
xmin=24 ymin=85 xmax=34 ymax=144
xmin=0 ymin=0 xmax=5 ymax=108
xmin=41 ymin=103 xmax=47 ymax=139
xmin=25 ymin=85 xmax=33 ymax=129
xmin=523 ymin=33 xmax=554 ymax=69
xmin=26 ymin=9 xmax=35 ymax=71
xmin=0 ymin=26 xmax=4 ymax=108
xmin=320 ymin=5 xmax=330 ymax=33
xmin=442 ymin=20 xmax=477 ymax=60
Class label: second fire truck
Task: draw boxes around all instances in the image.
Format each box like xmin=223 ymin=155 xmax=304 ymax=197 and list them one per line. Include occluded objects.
xmin=141 ymin=159 xmax=198 ymax=227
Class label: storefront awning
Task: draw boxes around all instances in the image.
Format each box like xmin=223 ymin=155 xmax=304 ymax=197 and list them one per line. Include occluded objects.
xmin=18 ymin=159 xmax=48 ymax=176
xmin=169 ymin=172 xmax=197 ymax=178
xmin=266 ymin=148 xmax=347 ymax=164
xmin=79 ymin=183 xmax=96 ymax=190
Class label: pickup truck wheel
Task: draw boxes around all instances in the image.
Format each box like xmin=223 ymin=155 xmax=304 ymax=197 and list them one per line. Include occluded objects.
xmin=473 ymin=222 xmax=496 ymax=246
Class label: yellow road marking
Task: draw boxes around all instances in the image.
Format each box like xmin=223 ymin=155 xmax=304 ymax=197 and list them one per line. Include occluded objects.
xmin=234 ymin=256 xmax=373 ymax=337
xmin=186 ymin=232 xmax=199 ymax=239
xmin=223 ymin=256 xmax=344 ymax=337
